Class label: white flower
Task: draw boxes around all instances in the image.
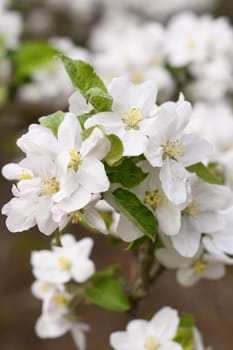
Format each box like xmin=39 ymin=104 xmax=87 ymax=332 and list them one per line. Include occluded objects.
xmin=35 ymin=285 xmax=89 ymax=350
xmin=110 ymin=306 xmax=182 ymax=350
xmin=156 ymin=245 xmax=225 ymax=287
xmin=134 ymin=162 xmax=186 ymax=236
xmin=2 ymin=113 xmax=110 ymax=234
xmin=85 ymin=76 xmax=158 ymax=156
xmin=144 ymin=95 xmax=212 ymax=204
xmin=171 ymin=175 xmax=232 ymax=257
xmin=31 ymin=234 xmax=95 ymax=284
xmin=31 ymin=280 xmax=59 ymax=300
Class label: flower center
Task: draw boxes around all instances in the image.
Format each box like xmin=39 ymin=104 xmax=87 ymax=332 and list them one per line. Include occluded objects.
xmin=187 ymin=38 xmax=197 ymax=49
xmin=162 ymin=139 xmax=184 ymax=160
xmin=123 ymin=107 xmax=143 ymax=130
xmin=193 ymin=260 xmax=206 ymax=276
xmin=182 ymin=201 xmax=201 ymax=218
xmin=144 ymin=336 xmax=160 ymax=350
xmin=58 ymin=256 xmax=71 ymax=270
xmin=18 ymin=171 xmax=33 ymax=181
xmin=53 ymin=293 xmax=70 ymax=307
xmin=68 ymin=210 xmax=82 ymax=224
xmin=144 ymin=190 xmax=168 ymax=209
xmin=41 ymin=177 xmax=60 ymax=196
xmin=68 ymin=148 xmax=82 ymax=171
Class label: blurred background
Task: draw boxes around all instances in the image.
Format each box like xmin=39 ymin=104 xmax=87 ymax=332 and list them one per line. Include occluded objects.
xmin=1 ymin=0 xmax=233 ymax=349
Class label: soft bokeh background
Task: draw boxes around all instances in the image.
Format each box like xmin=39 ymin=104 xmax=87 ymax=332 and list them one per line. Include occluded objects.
xmin=1 ymin=0 xmax=233 ymax=349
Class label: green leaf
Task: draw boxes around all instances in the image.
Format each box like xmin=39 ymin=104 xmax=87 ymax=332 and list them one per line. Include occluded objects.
xmin=105 ymin=134 xmax=124 ymax=166
xmin=59 ymin=55 xmax=113 ymax=111
xmin=13 ymin=41 xmax=60 ymax=84
xmin=187 ymin=162 xmax=223 ymax=185
xmin=91 ymin=265 xmax=120 ymax=284
xmin=85 ymin=278 xmax=130 ymax=311
xmin=105 ymin=158 xmax=148 ymax=188
xmin=111 ymin=188 xmax=157 ymax=241
xmin=179 ymin=313 xmax=195 ymax=328
xmin=174 ymin=327 xmax=194 ymax=350
xmin=40 ymin=111 xmax=65 ymax=136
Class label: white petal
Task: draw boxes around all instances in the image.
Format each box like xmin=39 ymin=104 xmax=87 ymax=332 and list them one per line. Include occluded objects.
xmin=149 ymin=307 xmax=179 ymax=341
xmin=160 ymin=159 xmax=189 ymax=205
xmin=85 ymin=112 xmax=122 ymax=132
xmin=116 ymin=214 xmax=144 ymax=242
xmin=80 ymin=127 xmax=111 ymax=160
xmin=172 ymin=218 xmax=201 ymax=257
xmin=176 ymin=268 xmax=200 ymax=287
xmin=205 ymin=262 xmax=225 ymax=279
xmin=179 ymin=134 xmax=213 ymax=167
xmin=70 ymin=322 xmax=89 ymax=350
xmin=35 ymin=314 xmax=70 ymax=338
xmin=58 ymin=113 xmax=82 ymax=150
xmin=69 ymin=91 xmax=91 ymax=115
xmin=77 ymin=158 xmax=109 ymax=193
xmin=156 ymin=202 xmax=181 ymax=236
xmin=55 ymin=186 xmax=92 ymax=213
xmin=36 ymin=197 xmax=57 ymax=235
xmin=110 ymin=332 xmax=134 ymax=350
xmin=156 ymin=248 xmax=191 ymax=269
xmin=71 ymin=258 xmax=95 ymax=283
xmin=160 ymin=341 xmax=183 ymax=350
xmin=84 ymin=208 xmax=108 ymax=234
xmin=122 ymin=130 xmax=147 ymax=156
xmin=2 ymin=163 xmax=33 ymax=180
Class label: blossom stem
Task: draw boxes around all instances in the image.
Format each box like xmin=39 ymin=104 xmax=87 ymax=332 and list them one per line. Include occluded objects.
xmin=55 ymin=229 xmax=62 ymax=247
xmin=127 ymin=240 xmax=165 ymax=318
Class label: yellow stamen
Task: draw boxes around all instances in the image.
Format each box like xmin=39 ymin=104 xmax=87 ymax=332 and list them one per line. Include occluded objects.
xmin=193 ymin=260 xmax=206 ymax=276
xmin=41 ymin=177 xmax=59 ymax=196
xmin=162 ymin=139 xmax=184 ymax=160
xmin=69 ymin=210 xmax=82 ymax=224
xmin=18 ymin=172 xmax=33 ymax=180
xmin=123 ymin=108 xmax=143 ymax=130
xmin=182 ymin=201 xmax=201 ymax=218
xmin=53 ymin=293 xmax=70 ymax=307
xmin=58 ymin=256 xmax=71 ymax=270
xmin=68 ymin=148 xmax=82 ymax=171
xmin=187 ymin=38 xmax=197 ymax=49
xmin=144 ymin=336 xmax=160 ymax=350
xmin=41 ymin=282 xmax=50 ymax=292
xmin=144 ymin=190 xmax=168 ymax=209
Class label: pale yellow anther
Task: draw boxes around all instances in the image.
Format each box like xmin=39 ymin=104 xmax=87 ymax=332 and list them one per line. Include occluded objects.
xmin=68 ymin=148 xmax=82 ymax=171
xmin=41 ymin=177 xmax=60 ymax=196
xmin=69 ymin=210 xmax=82 ymax=224
xmin=19 ymin=172 xmax=33 ymax=180
xmin=187 ymin=38 xmax=197 ymax=49
xmin=193 ymin=260 xmax=206 ymax=276
xmin=162 ymin=139 xmax=184 ymax=160
xmin=53 ymin=293 xmax=70 ymax=307
xmin=144 ymin=336 xmax=160 ymax=350
xmin=123 ymin=107 xmax=143 ymax=130
xmin=144 ymin=190 xmax=168 ymax=209
xmin=182 ymin=201 xmax=201 ymax=218
xmin=42 ymin=282 xmax=50 ymax=292
xmin=131 ymin=71 xmax=143 ymax=84
xmin=58 ymin=256 xmax=71 ymax=270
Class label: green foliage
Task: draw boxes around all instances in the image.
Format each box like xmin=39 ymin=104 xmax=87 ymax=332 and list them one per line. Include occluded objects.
xmin=59 ymin=55 xmax=113 ymax=112
xmin=105 ymin=158 xmax=148 ymax=188
xmin=187 ymin=162 xmax=223 ymax=185
xmin=40 ymin=111 xmax=65 ymax=136
xmin=91 ymin=265 xmax=120 ymax=284
xmin=105 ymin=134 xmax=124 ymax=166
xmin=112 ymin=188 xmax=157 ymax=241
xmin=174 ymin=313 xmax=195 ymax=350
xmin=85 ymin=278 xmax=130 ymax=312
xmin=12 ymin=40 xmax=60 ymax=84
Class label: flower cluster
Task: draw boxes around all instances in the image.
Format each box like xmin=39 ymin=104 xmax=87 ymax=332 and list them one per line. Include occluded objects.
xmin=89 ymin=12 xmax=233 ymax=104
xmin=31 ymin=233 xmax=95 ymax=349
